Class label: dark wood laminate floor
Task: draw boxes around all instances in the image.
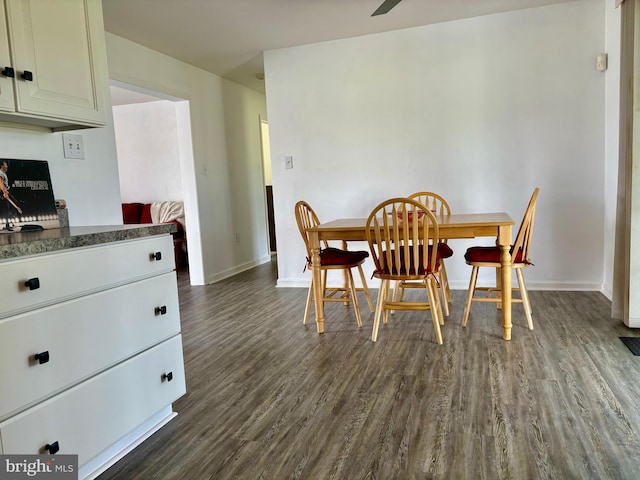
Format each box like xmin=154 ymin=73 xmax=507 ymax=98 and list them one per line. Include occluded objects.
xmin=99 ymin=259 xmax=640 ymax=480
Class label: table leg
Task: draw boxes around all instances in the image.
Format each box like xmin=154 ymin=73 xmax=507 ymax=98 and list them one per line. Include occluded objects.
xmin=498 ymin=225 xmax=512 ymax=340
xmin=309 ymin=231 xmax=325 ymax=333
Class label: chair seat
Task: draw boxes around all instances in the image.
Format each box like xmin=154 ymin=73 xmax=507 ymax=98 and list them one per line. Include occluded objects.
xmin=437 ymin=242 xmax=454 ymax=258
xmin=374 ymin=247 xmax=440 ymax=277
xmin=464 ymin=245 xmax=527 ymax=264
xmin=316 ymin=246 xmax=369 ymax=266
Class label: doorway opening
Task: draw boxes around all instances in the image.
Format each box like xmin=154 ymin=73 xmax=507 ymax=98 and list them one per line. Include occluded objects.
xmin=260 ymin=117 xmax=276 ymax=254
xmin=110 ymin=80 xmax=202 ymax=284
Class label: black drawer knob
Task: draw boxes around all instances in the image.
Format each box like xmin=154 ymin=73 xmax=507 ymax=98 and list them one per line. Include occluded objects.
xmin=162 ymin=372 xmax=173 ymax=382
xmin=155 ymin=305 xmax=167 ymax=316
xmin=34 ymin=351 xmax=50 ymax=364
xmin=20 ymin=70 xmax=33 ymax=81
xmin=44 ymin=441 xmax=59 ymax=454
xmin=150 ymin=251 xmax=162 ymax=261
xmin=24 ymin=277 xmax=40 ymax=290
xmin=1 ymin=66 xmax=14 ymax=78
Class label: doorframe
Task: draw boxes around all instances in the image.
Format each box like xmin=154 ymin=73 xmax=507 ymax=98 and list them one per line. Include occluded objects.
xmin=110 ymin=79 xmax=204 ymax=285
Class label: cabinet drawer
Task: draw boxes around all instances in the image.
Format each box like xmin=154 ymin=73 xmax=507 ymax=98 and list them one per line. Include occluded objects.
xmin=0 ymin=272 xmax=180 ymax=421
xmin=0 ymin=335 xmax=186 ymax=466
xmin=0 ymin=235 xmax=174 ymax=319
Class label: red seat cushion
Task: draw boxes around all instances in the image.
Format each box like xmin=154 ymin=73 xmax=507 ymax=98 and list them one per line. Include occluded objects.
xmin=464 ymin=245 xmax=527 ymax=264
xmin=437 ymin=242 xmax=454 ymax=259
xmin=317 ymin=247 xmax=369 ymax=266
xmin=122 ymin=203 xmax=144 ymax=224
xmin=375 ymin=246 xmax=440 ymax=277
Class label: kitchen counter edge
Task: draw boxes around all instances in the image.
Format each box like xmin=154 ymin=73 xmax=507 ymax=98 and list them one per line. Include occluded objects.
xmin=0 ymin=224 xmax=176 ymax=260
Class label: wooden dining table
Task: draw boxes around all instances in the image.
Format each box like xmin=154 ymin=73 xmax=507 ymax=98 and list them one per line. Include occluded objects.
xmin=306 ymin=212 xmax=516 ymax=340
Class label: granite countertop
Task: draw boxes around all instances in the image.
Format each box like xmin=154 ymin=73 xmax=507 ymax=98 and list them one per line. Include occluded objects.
xmin=0 ymin=224 xmax=176 ymax=260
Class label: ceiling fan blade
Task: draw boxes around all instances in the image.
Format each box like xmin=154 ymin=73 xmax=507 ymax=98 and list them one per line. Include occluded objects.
xmin=371 ymin=0 xmax=403 ymax=16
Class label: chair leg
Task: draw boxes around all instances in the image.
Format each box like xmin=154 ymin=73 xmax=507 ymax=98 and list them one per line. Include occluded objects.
xmin=357 ymin=264 xmax=375 ymax=312
xmin=391 ymin=280 xmax=400 ymax=315
xmin=321 ymin=270 xmax=328 ymax=299
xmin=495 ymin=268 xmax=502 ymax=309
xmin=462 ymin=266 xmax=479 ymax=327
xmin=430 ymin=276 xmax=444 ymax=326
xmin=440 ymin=261 xmax=453 ymax=302
xmin=347 ymin=269 xmax=363 ymax=327
xmin=516 ymin=268 xmax=534 ymax=330
xmin=303 ymin=277 xmax=314 ymax=325
xmin=372 ymin=279 xmax=387 ymax=342
xmin=383 ymin=280 xmax=391 ymax=324
xmin=437 ymin=272 xmax=449 ymax=318
xmin=425 ymin=277 xmax=443 ymax=345
xmin=440 ymin=286 xmax=449 ymax=317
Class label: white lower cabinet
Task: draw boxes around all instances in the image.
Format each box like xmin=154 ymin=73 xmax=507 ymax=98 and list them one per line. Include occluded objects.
xmin=0 ymin=335 xmax=186 ymax=464
xmin=0 ymin=233 xmax=186 ymax=478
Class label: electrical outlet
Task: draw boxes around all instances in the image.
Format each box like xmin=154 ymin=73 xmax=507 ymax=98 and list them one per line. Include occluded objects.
xmin=62 ymin=133 xmax=85 ymax=159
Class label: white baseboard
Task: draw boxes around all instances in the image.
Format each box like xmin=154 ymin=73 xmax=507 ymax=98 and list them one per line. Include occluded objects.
xmin=206 ymin=255 xmax=272 ymax=284
xmin=79 ymin=407 xmax=176 ymax=480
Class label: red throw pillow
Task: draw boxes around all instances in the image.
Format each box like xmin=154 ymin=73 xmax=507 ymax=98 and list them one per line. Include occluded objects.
xmin=122 ymin=203 xmax=143 ymax=224
xmin=140 ymin=203 xmax=153 ymax=224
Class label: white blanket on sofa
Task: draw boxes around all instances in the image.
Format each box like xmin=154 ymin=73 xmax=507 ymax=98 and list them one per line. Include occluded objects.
xmin=150 ymin=201 xmax=186 ymax=230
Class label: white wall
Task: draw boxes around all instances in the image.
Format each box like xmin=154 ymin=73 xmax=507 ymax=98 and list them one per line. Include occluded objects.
xmin=106 ymin=33 xmax=271 ymax=285
xmin=0 ymin=107 xmax=121 ymax=227
xmin=113 ymin=100 xmax=184 ymax=203
xmin=265 ymin=0 xmax=607 ymax=290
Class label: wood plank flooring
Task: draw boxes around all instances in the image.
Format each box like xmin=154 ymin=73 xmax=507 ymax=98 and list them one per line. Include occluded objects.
xmin=99 ymin=259 xmax=640 ymax=479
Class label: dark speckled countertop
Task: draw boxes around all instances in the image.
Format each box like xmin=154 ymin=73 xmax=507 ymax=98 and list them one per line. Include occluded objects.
xmin=0 ymin=224 xmax=175 ymax=260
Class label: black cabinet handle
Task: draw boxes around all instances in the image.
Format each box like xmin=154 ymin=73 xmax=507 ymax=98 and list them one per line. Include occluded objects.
xmin=20 ymin=70 xmax=33 ymax=81
xmin=44 ymin=441 xmax=59 ymax=454
xmin=34 ymin=351 xmax=50 ymax=364
xmin=162 ymin=372 xmax=173 ymax=382
xmin=155 ymin=305 xmax=167 ymax=316
xmin=150 ymin=251 xmax=162 ymax=261
xmin=24 ymin=277 xmax=40 ymax=290
xmin=1 ymin=66 xmax=14 ymax=78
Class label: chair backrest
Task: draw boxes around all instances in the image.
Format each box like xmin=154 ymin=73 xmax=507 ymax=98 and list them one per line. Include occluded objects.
xmin=294 ymin=200 xmax=326 ymax=258
xmin=365 ymin=198 xmax=439 ymax=279
xmin=407 ymin=191 xmax=451 ymax=217
xmin=512 ymin=188 xmax=540 ymax=263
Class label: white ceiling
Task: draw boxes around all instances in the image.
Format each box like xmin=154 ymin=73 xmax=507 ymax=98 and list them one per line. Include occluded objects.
xmin=102 ymin=0 xmax=578 ymax=95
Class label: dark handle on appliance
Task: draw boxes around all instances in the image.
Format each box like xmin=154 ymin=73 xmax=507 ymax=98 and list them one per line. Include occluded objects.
xmin=34 ymin=351 xmax=50 ymax=364
xmin=150 ymin=251 xmax=162 ymax=261
xmin=155 ymin=305 xmax=167 ymax=316
xmin=24 ymin=277 xmax=40 ymax=290
xmin=44 ymin=441 xmax=59 ymax=454
xmin=1 ymin=66 xmax=14 ymax=78
xmin=20 ymin=70 xmax=33 ymax=81
xmin=162 ymin=372 xmax=173 ymax=382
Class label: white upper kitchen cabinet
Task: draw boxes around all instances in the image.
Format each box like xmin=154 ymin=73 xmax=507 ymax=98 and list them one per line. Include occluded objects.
xmin=0 ymin=0 xmax=107 ymax=130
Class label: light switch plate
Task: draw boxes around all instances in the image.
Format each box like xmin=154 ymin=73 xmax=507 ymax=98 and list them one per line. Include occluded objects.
xmin=285 ymin=156 xmax=293 ymax=169
xmin=62 ymin=133 xmax=85 ymax=159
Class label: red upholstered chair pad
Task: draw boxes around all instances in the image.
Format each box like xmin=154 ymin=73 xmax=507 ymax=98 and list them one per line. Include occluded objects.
xmin=464 ymin=246 xmax=527 ymax=264
xmin=437 ymin=242 xmax=454 ymax=259
xmin=374 ymin=246 xmax=440 ymax=277
xmin=315 ymin=247 xmax=369 ymax=266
